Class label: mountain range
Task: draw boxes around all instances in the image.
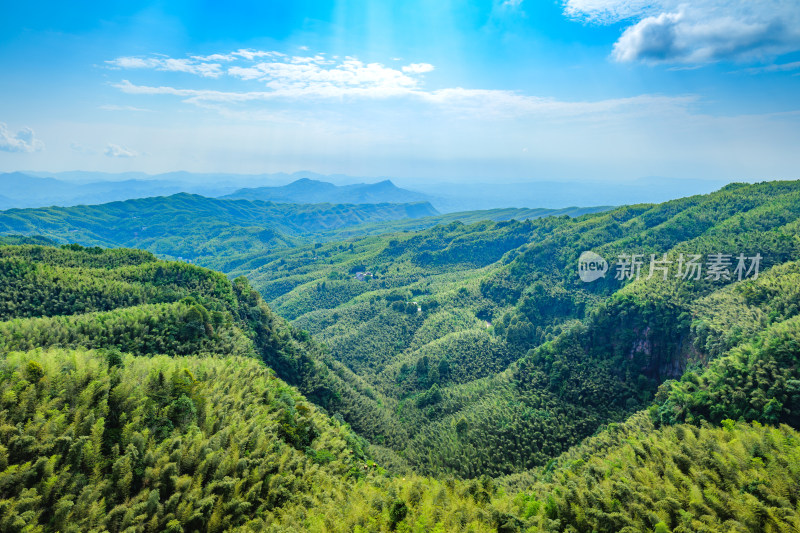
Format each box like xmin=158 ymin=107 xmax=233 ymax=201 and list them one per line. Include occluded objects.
xmin=2 ymin=170 xmax=738 ymax=212
xmin=221 ymin=178 xmax=435 ymax=205
xmin=0 ymin=171 xmax=440 ymax=211
xmin=1 ymin=178 xmax=799 ymax=530
xmin=0 ymin=193 xmax=439 ymax=264
xmin=0 ymin=190 xmax=616 ymax=271
xmin=0 ymin=171 xmax=226 ymax=209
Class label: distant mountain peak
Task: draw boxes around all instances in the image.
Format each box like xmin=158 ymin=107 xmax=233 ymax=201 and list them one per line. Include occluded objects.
xmin=221 ymin=177 xmax=433 ymax=206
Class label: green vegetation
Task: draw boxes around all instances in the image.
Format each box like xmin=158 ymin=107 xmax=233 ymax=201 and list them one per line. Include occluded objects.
xmin=0 ymin=243 xmax=399 ymax=458
xmin=317 ymin=205 xmax=614 ymax=240
xmin=0 ymin=349 xmax=368 ymax=532
xmin=1 ymin=179 xmax=800 ymax=531
xmin=653 ymin=313 xmax=800 ymax=428
xmin=229 ymin=179 xmax=800 ymax=478
xmin=0 ymin=193 xmax=438 ymax=267
xmin=501 ymin=413 xmax=800 ymax=532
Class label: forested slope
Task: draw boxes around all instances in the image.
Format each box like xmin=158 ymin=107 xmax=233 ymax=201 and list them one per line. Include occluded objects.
xmin=227 ymin=180 xmax=800 ymax=477
xmin=0 ymin=194 xmax=438 ymax=267
xmin=1 ymin=228 xmax=800 ymax=531
xmin=4 ymin=181 xmax=800 ymax=479
xmin=0 ymin=243 xmax=402 ymax=454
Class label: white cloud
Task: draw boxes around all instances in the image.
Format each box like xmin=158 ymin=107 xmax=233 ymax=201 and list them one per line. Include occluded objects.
xmin=421 ymin=88 xmax=696 ymax=119
xmin=564 ymin=0 xmax=800 ymax=64
xmin=104 ymin=143 xmax=139 ymax=158
xmin=231 ymin=49 xmax=286 ymax=61
xmin=106 ymin=47 xmax=699 ymax=131
xmin=233 ymin=58 xmax=420 ymax=92
xmin=109 ymin=51 xmax=435 ymax=100
xmin=107 ymin=56 xmax=157 ymax=69
xmin=106 ymin=56 xmax=224 ymax=78
xmin=0 ymin=123 xmax=44 ymax=153
xmin=113 ymin=77 xmax=696 ymax=122
xmin=402 ymin=63 xmax=435 ymax=74
xmin=114 ymin=78 xmax=418 ymax=103
xmin=191 ymin=53 xmax=236 ymax=62
xmin=612 ymin=11 xmax=685 ymax=63
xmin=563 ymin=0 xmax=655 ymax=23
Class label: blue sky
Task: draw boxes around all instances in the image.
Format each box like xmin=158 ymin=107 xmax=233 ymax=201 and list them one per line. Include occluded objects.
xmin=1 ymin=0 xmax=799 ymax=182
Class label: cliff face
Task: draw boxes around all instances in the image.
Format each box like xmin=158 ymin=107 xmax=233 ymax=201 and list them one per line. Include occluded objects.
xmin=626 ymin=325 xmax=702 ymax=380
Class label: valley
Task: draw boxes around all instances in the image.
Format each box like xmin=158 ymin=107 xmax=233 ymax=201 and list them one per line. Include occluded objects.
xmin=1 ymin=179 xmax=799 ymax=531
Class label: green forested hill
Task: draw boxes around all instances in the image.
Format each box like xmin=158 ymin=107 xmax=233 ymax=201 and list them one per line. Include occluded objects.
xmin=0 ymin=193 xmax=438 ymax=266
xmin=279 ymin=205 xmax=614 ymax=241
xmin=0 ymin=243 xmax=399 ymax=456
xmin=0 ymin=192 xmax=610 ymax=273
xmin=220 ymin=179 xmax=800 ymax=477
xmin=3 ymin=181 xmax=800 ymax=480
xmin=1 ymin=223 xmax=800 ymax=531
xmin=0 ymin=349 xmax=369 ymax=532
xmin=501 ymin=413 xmax=800 ymax=532
xmin=0 ymin=244 xmax=368 ymax=531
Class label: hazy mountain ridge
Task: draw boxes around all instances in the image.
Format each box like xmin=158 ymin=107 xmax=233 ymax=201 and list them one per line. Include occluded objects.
xmin=3 ymin=171 xmax=435 ymax=210
xmin=222 ymin=177 xmax=436 ymax=206
xmin=0 ymin=192 xmax=439 ymax=263
xmin=321 ymin=205 xmax=615 ymax=240
xmin=0 ymin=171 xmax=226 ymax=209
xmin=3 ymin=170 xmax=736 ymax=212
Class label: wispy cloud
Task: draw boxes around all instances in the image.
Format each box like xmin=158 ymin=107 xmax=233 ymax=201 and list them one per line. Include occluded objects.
xmin=227 ymin=57 xmax=420 ymax=93
xmin=107 ymin=50 xmax=444 ymax=105
xmin=421 ymin=88 xmax=697 ymax=119
xmin=0 ymin=123 xmax=44 ymax=153
xmin=109 ymin=51 xmax=432 ymax=96
xmin=113 ymin=77 xmax=696 ymax=123
xmin=109 ymin=48 xmax=699 ymax=120
xmin=742 ymin=61 xmax=800 ymax=74
xmin=106 ymin=56 xmax=224 ymax=78
xmin=564 ymin=0 xmax=800 ymax=65
xmin=104 ymin=143 xmax=138 ymax=158
xmin=563 ymin=0 xmax=655 ymax=24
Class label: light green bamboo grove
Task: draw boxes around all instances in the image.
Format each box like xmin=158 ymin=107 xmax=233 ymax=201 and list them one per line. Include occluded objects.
xmin=2 ymin=347 xmax=798 ymax=531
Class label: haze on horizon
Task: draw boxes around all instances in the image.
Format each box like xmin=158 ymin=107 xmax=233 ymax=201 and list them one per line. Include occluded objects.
xmin=1 ymin=0 xmax=799 ymax=183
